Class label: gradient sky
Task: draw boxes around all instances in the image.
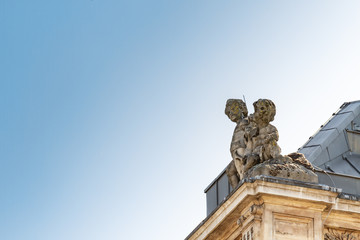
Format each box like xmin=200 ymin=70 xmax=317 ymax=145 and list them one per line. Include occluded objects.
xmin=1 ymin=1 xmax=360 ymax=239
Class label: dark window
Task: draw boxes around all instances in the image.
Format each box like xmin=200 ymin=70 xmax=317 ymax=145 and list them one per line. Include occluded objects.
xmin=347 ymin=130 xmax=360 ymax=154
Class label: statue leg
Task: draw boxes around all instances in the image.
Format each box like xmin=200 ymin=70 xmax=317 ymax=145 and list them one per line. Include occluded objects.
xmin=243 ymin=154 xmax=260 ymax=173
xmin=264 ymin=142 xmax=281 ymax=160
xmin=234 ymin=148 xmax=246 ymax=179
xmin=226 ymin=160 xmax=239 ymax=189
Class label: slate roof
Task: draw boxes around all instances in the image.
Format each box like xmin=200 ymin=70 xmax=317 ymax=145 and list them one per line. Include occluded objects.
xmin=298 ymin=100 xmax=360 ymax=176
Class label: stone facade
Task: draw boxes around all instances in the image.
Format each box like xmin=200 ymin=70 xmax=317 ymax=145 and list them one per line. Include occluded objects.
xmin=186 ymin=176 xmax=360 ymax=240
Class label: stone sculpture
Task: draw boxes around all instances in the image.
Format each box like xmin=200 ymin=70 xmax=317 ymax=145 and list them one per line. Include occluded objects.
xmin=224 ymin=99 xmax=248 ymax=188
xmin=225 ymin=98 xmax=318 ymax=186
xmin=250 ymin=99 xmax=281 ymax=162
xmin=324 ymin=228 xmax=360 ymax=240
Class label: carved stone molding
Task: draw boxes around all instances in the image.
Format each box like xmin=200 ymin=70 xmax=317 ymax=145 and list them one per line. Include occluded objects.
xmin=324 ymin=228 xmax=360 ymax=240
xmin=237 ymin=210 xmax=251 ymax=227
xmin=241 ymin=226 xmax=254 ymax=240
xmin=250 ymin=203 xmax=264 ymax=216
xmin=237 ymin=203 xmax=264 ymax=227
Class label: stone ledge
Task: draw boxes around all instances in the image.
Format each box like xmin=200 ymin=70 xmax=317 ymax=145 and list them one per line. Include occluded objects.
xmin=186 ymin=176 xmax=345 ymax=240
xmin=246 ymin=175 xmax=341 ymax=193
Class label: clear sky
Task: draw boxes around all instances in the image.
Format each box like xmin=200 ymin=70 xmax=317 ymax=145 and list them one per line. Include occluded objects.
xmin=1 ymin=1 xmax=360 ymax=239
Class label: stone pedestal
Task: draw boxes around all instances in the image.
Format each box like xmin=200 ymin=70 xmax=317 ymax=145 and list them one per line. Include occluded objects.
xmin=186 ymin=176 xmax=360 ymax=240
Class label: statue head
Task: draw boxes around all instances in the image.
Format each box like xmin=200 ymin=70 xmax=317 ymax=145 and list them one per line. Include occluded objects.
xmin=253 ymin=99 xmax=276 ymax=125
xmin=225 ymin=99 xmax=248 ymax=123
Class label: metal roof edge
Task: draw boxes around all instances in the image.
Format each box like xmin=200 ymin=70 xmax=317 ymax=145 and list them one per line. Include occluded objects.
xmin=204 ymin=166 xmax=227 ymax=193
xmin=315 ymin=168 xmax=360 ymax=180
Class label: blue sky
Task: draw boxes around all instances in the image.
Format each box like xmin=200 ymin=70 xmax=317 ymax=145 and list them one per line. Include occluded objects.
xmin=1 ymin=1 xmax=360 ymax=239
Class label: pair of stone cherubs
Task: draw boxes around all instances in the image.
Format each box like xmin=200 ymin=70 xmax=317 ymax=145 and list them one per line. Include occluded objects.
xmin=225 ymin=99 xmax=281 ymax=188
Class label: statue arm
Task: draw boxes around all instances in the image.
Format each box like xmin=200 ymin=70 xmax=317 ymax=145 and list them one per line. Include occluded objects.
xmin=265 ymin=125 xmax=279 ymax=143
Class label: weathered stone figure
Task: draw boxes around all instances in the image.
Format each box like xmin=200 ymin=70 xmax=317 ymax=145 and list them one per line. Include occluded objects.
xmin=250 ymin=99 xmax=281 ymax=162
xmin=238 ymin=99 xmax=282 ymax=176
xmin=225 ymin=98 xmax=318 ymax=186
xmin=224 ymin=99 xmax=249 ymax=188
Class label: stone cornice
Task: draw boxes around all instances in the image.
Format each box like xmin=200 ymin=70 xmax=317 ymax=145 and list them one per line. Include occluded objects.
xmin=186 ymin=176 xmax=346 ymax=240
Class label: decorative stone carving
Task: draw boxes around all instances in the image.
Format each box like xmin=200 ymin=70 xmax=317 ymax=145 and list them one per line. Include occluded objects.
xmin=246 ymin=154 xmax=318 ymax=182
xmin=250 ymin=99 xmax=281 ymax=161
xmin=324 ymin=228 xmax=360 ymax=240
xmin=225 ymin=98 xmax=318 ymax=185
xmin=273 ymin=213 xmax=314 ymax=239
xmin=237 ymin=213 xmax=250 ymax=227
xmin=225 ymin=161 xmax=239 ymax=189
xmin=241 ymin=227 xmax=254 ymax=240
xmin=225 ymin=99 xmax=249 ymax=188
xmin=237 ymin=203 xmax=264 ymax=227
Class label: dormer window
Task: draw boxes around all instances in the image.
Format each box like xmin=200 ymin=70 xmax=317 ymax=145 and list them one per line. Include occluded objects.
xmin=347 ymin=130 xmax=360 ymax=154
xmin=352 ymin=121 xmax=360 ymax=132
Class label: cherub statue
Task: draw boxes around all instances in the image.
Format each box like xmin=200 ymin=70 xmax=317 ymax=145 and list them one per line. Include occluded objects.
xmin=225 ymin=98 xmax=318 ymax=184
xmin=224 ymin=99 xmax=252 ymax=187
xmin=249 ymin=99 xmax=281 ymax=163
